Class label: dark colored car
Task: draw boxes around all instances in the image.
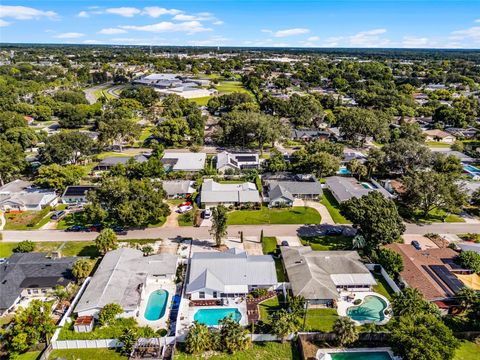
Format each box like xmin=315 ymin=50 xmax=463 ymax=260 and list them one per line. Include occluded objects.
xmin=111 ymin=226 xmax=127 ymax=235
xmin=66 ymin=225 xmax=84 ymax=232
xmin=325 ymin=227 xmax=343 ymax=235
xmin=411 ymin=240 xmax=422 ymax=250
xmin=281 ymin=240 xmax=289 ymax=246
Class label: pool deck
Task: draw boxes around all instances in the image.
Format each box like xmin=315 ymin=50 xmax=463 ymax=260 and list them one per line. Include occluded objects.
xmin=336 ymin=291 xmax=391 ymax=326
xmin=316 ymin=347 xmax=396 ymax=360
xmin=137 ymin=282 xmax=177 ymax=330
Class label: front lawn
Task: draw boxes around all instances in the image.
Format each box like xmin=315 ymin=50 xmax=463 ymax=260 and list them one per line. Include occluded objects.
xmin=426 ymin=141 xmax=451 ymax=148
xmin=4 ymin=209 xmax=53 ymax=230
xmin=178 ymin=211 xmax=195 ymax=226
xmin=304 ymin=308 xmax=339 ymax=332
xmin=300 ymin=235 xmax=353 ymax=251
xmin=411 ymin=208 xmax=465 ymax=223
xmin=227 ymin=207 xmax=321 ymax=225
xmin=320 ymin=190 xmax=351 ymax=224
xmin=454 ymin=340 xmax=480 ymax=360
xmin=17 ymin=351 xmax=41 ymax=360
xmin=0 ymin=241 xmax=98 ymax=258
xmin=261 ymin=237 xmax=288 ymax=281
xmin=261 ymin=236 xmax=277 ymax=255
xmin=49 ymin=349 xmax=126 ymax=360
xmin=175 ymin=341 xmax=299 ymax=360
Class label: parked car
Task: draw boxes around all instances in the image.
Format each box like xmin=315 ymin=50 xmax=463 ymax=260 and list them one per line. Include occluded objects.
xmin=411 ymin=240 xmax=422 ymax=250
xmin=179 ymin=201 xmax=192 ymax=207
xmin=66 ymin=225 xmax=88 ymax=232
xmin=203 ymin=209 xmax=212 ymax=219
xmin=111 ymin=226 xmax=127 ymax=235
xmin=51 ymin=210 xmax=66 ymax=220
xmin=325 ymin=227 xmax=343 ymax=235
xmin=281 ymin=240 xmax=289 ymax=246
xmin=177 ymin=205 xmax=193 ymax=213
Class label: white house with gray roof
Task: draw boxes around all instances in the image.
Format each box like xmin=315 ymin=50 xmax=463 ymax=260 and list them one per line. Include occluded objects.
xmin=75 ymin=248 xmax=178 ymax=318
xmin=161 ymin=152 xmax=206 ymax=172
xmin=0 ymin=179 xmax=57 ymax=211
xmin=281 ymin=247 xmax=376 ymax=306
xmin=216 ymin=151 xmax=260 ymax=173
xmin=200 ymin=178 xmax=260 ymax=208
xmin=325 ymin=176 xmax=393 ymax=203
xmin=162 ymin=180 xmax=196 ymax=198
xmin=263 ymin=173 xmax=322 ymax=207
xmin=186 ymin=248 xmax=277 ymax=300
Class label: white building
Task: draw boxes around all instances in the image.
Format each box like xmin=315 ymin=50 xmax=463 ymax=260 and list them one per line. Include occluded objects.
xmin=216 ymin=151 xmax=260 ymax=173
xmin=200 ymin=179 xmax=260 ymax=208
xmin=161 ymin=152 xmax=206 ymax=172
xmin=0 ymin=180 xmax=57 ymax=211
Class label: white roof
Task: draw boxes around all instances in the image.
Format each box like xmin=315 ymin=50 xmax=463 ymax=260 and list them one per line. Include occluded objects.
xmin=162 ymin=152 xmax=206 ymax=171
xmin=200 ymin=179 xmax=260 ymax=204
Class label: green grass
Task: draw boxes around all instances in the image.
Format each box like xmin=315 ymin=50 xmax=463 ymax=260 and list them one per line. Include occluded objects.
xmin=4 ymin=210 xmax=53 ymax=230
xmin=146 ymin=216 xmax=166 ymax=228
xmin=56 ymin=211 xmax=88 ymax=229
xmin=191 ymin=96 xmax=212 ymax=106
xmin=0 ymin=241 xmax=98 ymax=258
xmin=454 ymin=340 xmax=480 ymax=360
xmin=49 ymin=349 xmax=126 ymax=360
xmin=262 ymin=236 xmax=277 ymax=255
xmin=259 ymin=294 xmax=286 ymax=323
xmin=175 ymin=341 xmax=299 ymax=360
xmin=216 ymin=80 xmax=251 ymax=95
xmin=138 ymin=126 xmax=154 ymax=142
xmin=372 ymin=273 xmax=395 ymax=300
xmin=412 ymin=208 xmax=465 ymax=223
xmin=300 ymin=235 xmax=353 ymax=251
xmin=426 ymin=141 xmax=451 ymax=148
xmin=304 ymin=308 xmax=339 ymax=332
xmin=320 ymin=190 xmax=351 ymax=224
xmin=58 ymin=318 xmax=143 ymax=340
xmin=0 ymin=242 xmax=19 ymax=257
xmin=17 ymin=351 xmax=41 ymax=360
xmin=178 ymin=212 xmax=194 ymax=226
xmin=227 ymin=207 xmax=321 ymax=225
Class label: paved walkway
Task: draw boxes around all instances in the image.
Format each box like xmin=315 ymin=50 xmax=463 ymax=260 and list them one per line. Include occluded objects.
xmin=300 ymin=199 xmax=335 ymax=225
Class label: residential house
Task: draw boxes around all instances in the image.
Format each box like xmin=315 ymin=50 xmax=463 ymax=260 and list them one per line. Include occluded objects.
xmin=0 ymin=252 xmax=79 ymax=315
xmin=94 ymin=155 xmax=148 ymax=171
xmin=185 ymin=248 xmax=277 ymax=300
xmin=216 ymin=151 xmax=260 ymax=173
xmin=325 ymin=176 xmax=393 ymax=203
xmin=61 ymin=186 xmax=97 ymax=204
xmin=161 ymin=152 xmax=206 ymax=173
xmin=291 ymin=129 xmax=330 ymax=142
xmin=0 ymin=180 xmax=57 ymax=211
xmin=281 ymin=247 xmax=377 ymax=306
xmin=162 ymin=180 xmax=196 ymax=199
xmin=385 ymin=244 xmax=469 ymax=301
xmin=424 ymin=129 xmax=456 ymax=144
xmin=75 ymin=248 xmax=178 ymax=318
xmin=263 ymin=173 xmax=322 ymax=207
xmin=200 ymin=178 xmax=260 ymax=208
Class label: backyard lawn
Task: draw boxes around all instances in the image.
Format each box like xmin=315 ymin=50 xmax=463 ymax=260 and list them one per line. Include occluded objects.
xmin=176 ymin=341 xmax=299 ymax=360
xmin=58 ymin=318 xmax=143 ymax=340
xmin=216 ymin=80 xmax=253 ymax=97
xmin=191 ymin=96 xmax=211 ymax=106
xmin=16 ymin=351 xmax=41 ymax=360
xmin=49 ymin=349 xmax=126 ymax=360
xmin=300 ymin=235 xmax=353 ymax=251
xmin=320 ymin=190 xmax=351 ymax=224
xmin=372 ymin=273 xmax=396 ymax=300
xmin=259 ymin=294 xmax=287 ymax=323
xmin=304 ymin=308 xmax=339 ymax=332
xmin=454 ymin=340 xmax=480 ymax=360
xmin=227 ymin=207 xmax=321 ymax=225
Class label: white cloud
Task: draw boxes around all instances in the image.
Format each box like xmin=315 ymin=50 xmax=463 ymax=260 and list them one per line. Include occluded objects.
xmin=274 ymin=28 xmax=309 ymax=37
xmin=475 ymin=19 xmax=480 ymax=23
xmin=213 ymin=20 xmax=224 ymax=25
xmin=83 ymin=39 xmax=103 ymax=44
xmin=450 ymin=26 xmax=480 ymax=43
xmin=307 ymin=36 xmax=320 ymax=42
xmin=0 ymin=19 xmax=11 ymax=27
xmin=401 ymin=36 xmax=430 ymax=48
xmin=121 ymin=21 xmax=211 ymax=34
xmin=187 ymin=35 xmax=229 ymax=46
xmin=55 ymin=32 xmax=85 ymax=39
xmin=349 ymin=28 xmax=389 ymax=47
xmin=173 ymin=12 xmax=215 ymax=21
xmin=142 ymin=7 xmax=181 ymax=18
xmin=0 ymin=5 xmax=57 ymax=20
xmin=78 ymin=11 xmax=89 ymax=18
xmin=106 ymin=7 xmax=141 ymax=17
xmin=322 ymin=36 xmax=343 ymax=47
xmin=261 ymin=29 xmax=273 ymax=34
xmin=98 ymin=28 xmax=127 ymax=35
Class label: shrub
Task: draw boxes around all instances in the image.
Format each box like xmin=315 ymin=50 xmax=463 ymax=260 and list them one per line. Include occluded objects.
xmin=13 ymin=240 xmax=35 ymax=253
xmin=98 ymin=303 xmax=123 ymax=326
xmin=251 ymin=288 xmax=268 ymax=298
xmin=354 ymin=299 xmax=362 ymax=305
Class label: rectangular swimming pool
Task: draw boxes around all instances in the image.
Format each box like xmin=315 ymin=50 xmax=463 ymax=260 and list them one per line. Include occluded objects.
xmin=330 ymin=351 xmax=391 ymax=360
xmin=194 ymin=308 xmax=241 ymax=326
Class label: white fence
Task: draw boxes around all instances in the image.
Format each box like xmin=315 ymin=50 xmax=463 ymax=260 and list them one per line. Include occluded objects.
xmin=366 ymin=264 xmax=401 ymax=293
xmin=52 ymin=339 xmax=122 ymax=349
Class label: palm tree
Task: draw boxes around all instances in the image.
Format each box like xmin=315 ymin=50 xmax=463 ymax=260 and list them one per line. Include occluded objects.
xmin=219 ymin=316 xmax=251 ymax=353
xmin=270 ymin=309 xmax=300 ymax=343
xmin=352 ymin=234 xmax=366 ymax=249
xmin=333 ymin=317 xmax=358 ymax=346
xmin=53 ymin=285 xmax=69 ymax=305
xmin=185 ymin=321 xmax=211 ymax=354
xmin=210 ymin=205 xmax=228 ymax=247
xmin=141 ymin=245 xmax=154 ymax=256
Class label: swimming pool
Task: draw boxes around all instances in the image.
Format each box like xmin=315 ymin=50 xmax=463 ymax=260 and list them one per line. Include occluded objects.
xmin=346 ymin=295 xmax=387 ymax=322
xmin=337 ymin=166 xmax=351 ymax=175
xmin=329 ymin=351 xmax=391 ymax=360
xmin=463 ymin=165 xmax=480 ymax=174
xmin=144 ymin=290 xmax=169 ymax=321
xmin=361 ymin=182 xmax=375 ymax=189
xmin=194 ymin=308 xmax=242 ymax=326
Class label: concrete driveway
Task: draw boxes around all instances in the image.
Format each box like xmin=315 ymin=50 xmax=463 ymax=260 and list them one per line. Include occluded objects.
xmin=402 ymin=234 xmax=438 ymax=250
xmin=292 ymin=199 xmax=335 ymax=225
xmin=276 ymin=236 xmax=302 ymax=246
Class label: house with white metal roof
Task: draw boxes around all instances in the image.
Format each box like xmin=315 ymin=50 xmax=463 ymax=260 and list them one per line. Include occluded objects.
xmin=161 ymin=152 xmax=206 ymax=172
xmin=200 ymin=178 xmax=260 ymax=208
xmin=162 ymin=180 xmax=196 ymax=198
xmin=75 ymin=248 xmax=178 ymax=318
xmin=186 ymin=248 xmax=277 ymax=300
xmin=281 ymin=247 xmax=376 ymax=306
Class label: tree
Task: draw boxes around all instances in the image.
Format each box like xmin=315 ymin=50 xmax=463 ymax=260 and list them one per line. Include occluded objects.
xmin=291 ymin=148 xmax=340 ymax=178
xmin=432 ymin=153 xmax=463 ymax=177
xmin=352 ymin=234 xmax=366 ymax=249
xmin=13 ymin=240 xmax=35 ymax=253
xmin=71 ymin=258 xmax=94 ymax=282
xmin=97 ymin=108 xmax=141 ymax=151
xmin=185 ymin=321 xmax=212 ymax=354
xmin=392 ymin=288 xmax=440 ymax=317
xmin=333 ymin=317 xmax=358 ymax=346
xmin=142 ymin=245 xmax=154 ymax=256
xmin=53 ymin=285 xmax=70 ymax=304
xmin=289 ymin=296 xmax=306 ymax=317
xmin=381 ymin=139 xmax=431 ymax=175
xmin=455 ymin=287 xmax=479 ymax=312
xmin=263 ymin=148 xmax=288 ymax=172
xmin=347 ymin=159 xmax=368 ymax=180
xmin=270 ymin=309 xmax=301 ymax=342
xmin=0 ymin=138 xmax=26 ymax=186
xmin=210 ymin=205 xmax=228 ymax=247
xmin=390 ymin=313 xmax=458 ymax=360
xmin=155 ymin=118 xmax=190 ymax=147
xmin=5 ymin=127 xmax=39 ymax=150
xmin=471 ymin=189 xmax=480 ymax=206
xmin=336 ymin=108 xmax=390 ymax=146
xmin=375 ymin=248 xmax=403 ymax=277
xmin=98 ymin=303 xmax=123 ymax=326
xmin=458 ymin=251 xmax=480 ymax=274
xmin=119 ymin=328 xmax=138 ymax=355
xmin=95 ymin=228 xmax=118 ymax=255
xmin=401 ymin=171 xmax=466 ymax=219
xmin=34 ymin=164 xmax=86 ymax=192
xmin=39 ymin=131 xmax=95 ymax=165
xmin=219 ymin=315 xmax=251 ymax=353
xmin=341 ymin=192 xmax=405 ymax=253
xmin=2 ymin=300 xmax=56 ymax=358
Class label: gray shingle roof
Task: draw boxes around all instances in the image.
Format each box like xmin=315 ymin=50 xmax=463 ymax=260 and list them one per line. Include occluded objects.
xmin=325 ymin=176 xmax=392 ymax=203
xmin=98 ymin=155 xmax=148 ymax=167
xmin=162 ymin=180 xmax=195 ymax=196
xmin=268 ymin=184 xmax=294 ymax=203
xmin=266 ymin=180 xmax=322 ymax=197
xmin=0 ymin=253 xmax=79 ymax=312
xmin=75 ymin=248 xmax=178 ymax=314
xmin=186 ymin=248 xmax=277 ymax=293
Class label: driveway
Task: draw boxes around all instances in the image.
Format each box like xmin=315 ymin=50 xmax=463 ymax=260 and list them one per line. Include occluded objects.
xmin=276 ymin=236 xmax=302 ymax=246
xmin=402 ymin=234 xmax=438 ymax=250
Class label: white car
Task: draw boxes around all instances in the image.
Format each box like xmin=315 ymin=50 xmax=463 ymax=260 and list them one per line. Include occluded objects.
xmin=203 ymin=209 xmax=212 ymax=219
xmin=178 ymin=205 xmax=193 ymax=213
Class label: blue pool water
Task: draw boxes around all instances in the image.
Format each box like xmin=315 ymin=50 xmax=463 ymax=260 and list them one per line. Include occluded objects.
xmin=346 ymin=295 xmax=387 ymax=322
xmin=144 ymin=290 xmax=169 ymax=321
xmin=194 ymin=308 xmax=241 ymax=326
xmin=463 ymin=165 xmax=480 ymax=174
xmin=330 ymin=351 xmax=391 ymax=360
xmin=337 ymin=167 xmax=351 ymax=175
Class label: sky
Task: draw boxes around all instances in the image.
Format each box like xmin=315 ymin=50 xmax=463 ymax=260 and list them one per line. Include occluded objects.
xmin=0 ymin=1 xmax=479 ymax=48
